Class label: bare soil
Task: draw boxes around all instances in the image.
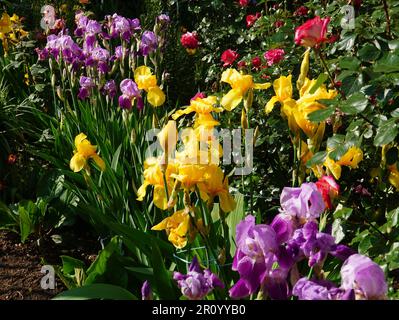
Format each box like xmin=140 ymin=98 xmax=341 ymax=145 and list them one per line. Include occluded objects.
xmin=0 ymin=230 xmax=99 ymax=300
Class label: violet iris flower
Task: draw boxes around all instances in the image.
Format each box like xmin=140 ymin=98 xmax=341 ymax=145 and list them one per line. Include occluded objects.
xmin=293 ymin=278 xmax=355 ymax=300
xmin=118 ymin=79 xmax=142 ymax=110
xmin=141 ymin=280 xmax=152 ymax=300
xmin=280 ymin=182 xmax=325 ymax=221
xmin=139 ymin=31 xmax=158 ymax=56
xmin=173 ymin=256 xmax=224 ymax=300
xmin=78 ymin=76 xmax=95 ymax=100
xmin=341 ymin=254 xmax=387 ymax=300
xmin=229 ymin=215 xmax=278 ymax=298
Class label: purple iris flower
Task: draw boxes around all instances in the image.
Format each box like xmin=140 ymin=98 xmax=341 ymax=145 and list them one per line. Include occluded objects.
xmin=229 ymin=215 xmax=278 ymax=299
xmin=35 ymin=48 xmax=49 ymax=61
xmin=102 ymin=80 xmax=117 ymax=99
xmin=118 ymin=79 xmax=142 ymax=109
xmin=141 ymin=281 xmax=152 ymax=300
xmin=78 ymin=76 xmax=95 ymax=100
xmin=129 ymin=18 xmax=141 ymax=32
xmin=271 ymin=213 xmax=296 ymax=244
xmin=139 ymin=31 xmax=158 ymax=56
xmin=173 ymin=256 xmax=224 ymax=300
xmin=280 ymin=182 xmax=325 ymax=221
xmin=156 ymin=14 xmax=170 ymax=31
xmin=86 ymin=20 xmax=102 ymax=35
xmin=286 ymin=221 xmax=336 ymax=267
xmin=341 ymin=254 xmax=387 ymax=300
xmin=293 ymin=278 xmax=355 ymax=300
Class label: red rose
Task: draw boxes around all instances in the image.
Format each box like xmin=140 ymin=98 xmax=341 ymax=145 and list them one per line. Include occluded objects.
xmin=328 ymin=34 xmax=340 ymax=43
xmin=294 ymin=16 xmax=330 ymax=47
xmin=239 ymin=0 xmax=249 ymax=7
xmin=294 ymin=6 xmax=309 ymax=16
xmin=246 ymin=12 xmax=261 ymax=28
xmin=274 ymin=20 xmax=284 ymax=28
xmin=221 ymin=49 xmax=239 ymax=67
xmin=180 ymin=32 xmax=199 ymax=49
xmin=251 ymin=56 xmax=262 ymax=68
xmin=237 ymin=60 xmax=247 ymax=69
xmin=315 ymin=176 xmax=340 ymax=209
xmin=264 ymin=48 xmax=285 ymax=66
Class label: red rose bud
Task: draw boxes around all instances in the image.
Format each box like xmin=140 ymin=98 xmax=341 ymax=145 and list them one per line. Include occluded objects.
xmin=239 ymin=0 xmax=249 ymax=7
xmin=335 ymin=81 xmax=342 ymax=87
xmin=251 ymin=56 xmax=262 ymax=68
xmin=328 ymin=34 xmax=340 ymax=43
xmin=294 ymin=16 xmax=330 ymax=48
xmin=7 ymin=154 xmax=17 ymax=165
xmin=294 ymin=6 xmax=309 ymax=16
xmin=237 ymin=60 xmax=247 ymax=69
xmin=191 ymin=92 xmax=206 ymax=101
xmin=315 ymin=175 xmax=340 ymax=209
xmin=353 ymin=0 xmax=362 ymax=9
xmin=180 ymin=32 xmax=199 ymax=49
xmin=246 ymin=12 xmax=261 ymax=28
xmin=221 ymin=49 xmax=239 ymax=67
xmin=274 ymin=20 xmax=284 ymax=28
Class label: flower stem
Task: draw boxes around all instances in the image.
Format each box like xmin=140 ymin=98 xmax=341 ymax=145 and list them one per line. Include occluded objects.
xmin=381 ymin=0 xmax=392 ymax=38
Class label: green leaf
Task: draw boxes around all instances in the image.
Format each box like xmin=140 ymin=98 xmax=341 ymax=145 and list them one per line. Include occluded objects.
xmin=309 ymin=73 xmax=328 ymax=94
xmin=53 ymin=284 xmax=137 ymax=300
xmin=225 ymin=192 xmax=245 ymax=257
xmin=333 ymin=207 xmax=353 ymax=220
xmin=388 ymin=40 xmax=399 ymax=50
xmin=374 ymin=53 xmax=399 ymax=73
xmin=358 ymin=44 xmax=380 ymax=61
xmin=373 ymin=119 xmax=398 ymax=146
xmin=329 ymin=144 xmax=349 ymax=161
xmin=111 ymin=144 xmax=122 ymax=172
xmin=339 ymin=57 xmax=361 ymax=70
xmin=306 ymin=151 xmax=327 ymax=168
xmin=341 ymin=74 xmax=363 ymax=96
xmin=340 ymin=92 xmax=368 ymax=114
xmin=386 ymin=208 xmax=399 ymax=228
xmin=308 ymin=107 xmax=335 ymax=123
xmin=151 ymin=239 xmax=176 ymax=299
xmin=61 ymin=256 xmax=86 ymax=276
xmin=18 ymin=201 xmax=35 ymax=243
xmin=332 ymin=219 xmax=345 ymax=243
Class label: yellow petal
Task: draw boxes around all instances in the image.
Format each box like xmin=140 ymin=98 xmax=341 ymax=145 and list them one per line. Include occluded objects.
xmin=265 ymin=96 xmax=279 ymax=114
xmin=221 ymin=88 xmax=243 ymax=111
xmin=153 ymin=185 xmax=169 ymax=210
xmin=70 ymin=153 xmax=86 ymax=172
xmin=221 ymin=68 xmax=241 ymax=86
xmin=253 ymin=82 xmax=271 ymax=90
xmin=219 ymin=190 xmax=236 ymax=213
xmin=74 ymin=133 xmax=88 ymax=148
xmin=136 ymin=181 xmax=150 ymax=201
xmin=324 ymin=156 xmax=342 ymax=180
xmin=91 ymin=153 xmax=106 ymax=171
xmin=151 ymin=216 xmax=168 ymax=231
xmin=147 ymin=86 xmax=165 ymax=107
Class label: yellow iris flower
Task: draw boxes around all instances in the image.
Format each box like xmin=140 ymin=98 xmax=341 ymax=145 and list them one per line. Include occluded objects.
xmin=151 ymin=209 xmax=191 ymax=249
xmin=388 ymin=165 xmax=399 ymax=191
xmin=221 ymin=68 xmax=271 ymax=111
xmin=172 ymin=95 xmax=222 ymax=120
xmin=134 ymin=66 xmax=166 ymax=107
xmin=0 ymin=13 xmax=12 ymax=34
xmin=70 ymin=133 xmax=105 ymax=173
xmin=198 ymin=164 xmax=236 ymax=212
xmin=324 ymin=146 xmax=363 ymax=179
xmin=136 ymin=156 xmax=179 ymax=210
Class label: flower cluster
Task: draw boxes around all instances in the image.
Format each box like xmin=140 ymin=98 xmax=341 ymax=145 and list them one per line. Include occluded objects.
xmin=229 ymin=179 xmax=387 ymax=300
xmin=0 ymin=12 xmax=28 ymax=55
xmin=174 ymin=256 xmax=224 ymax=300
xmin=36 ymin=11 xmax=168 ymax=109
xmin=139 ymin=92 xmax=237 ymax=248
